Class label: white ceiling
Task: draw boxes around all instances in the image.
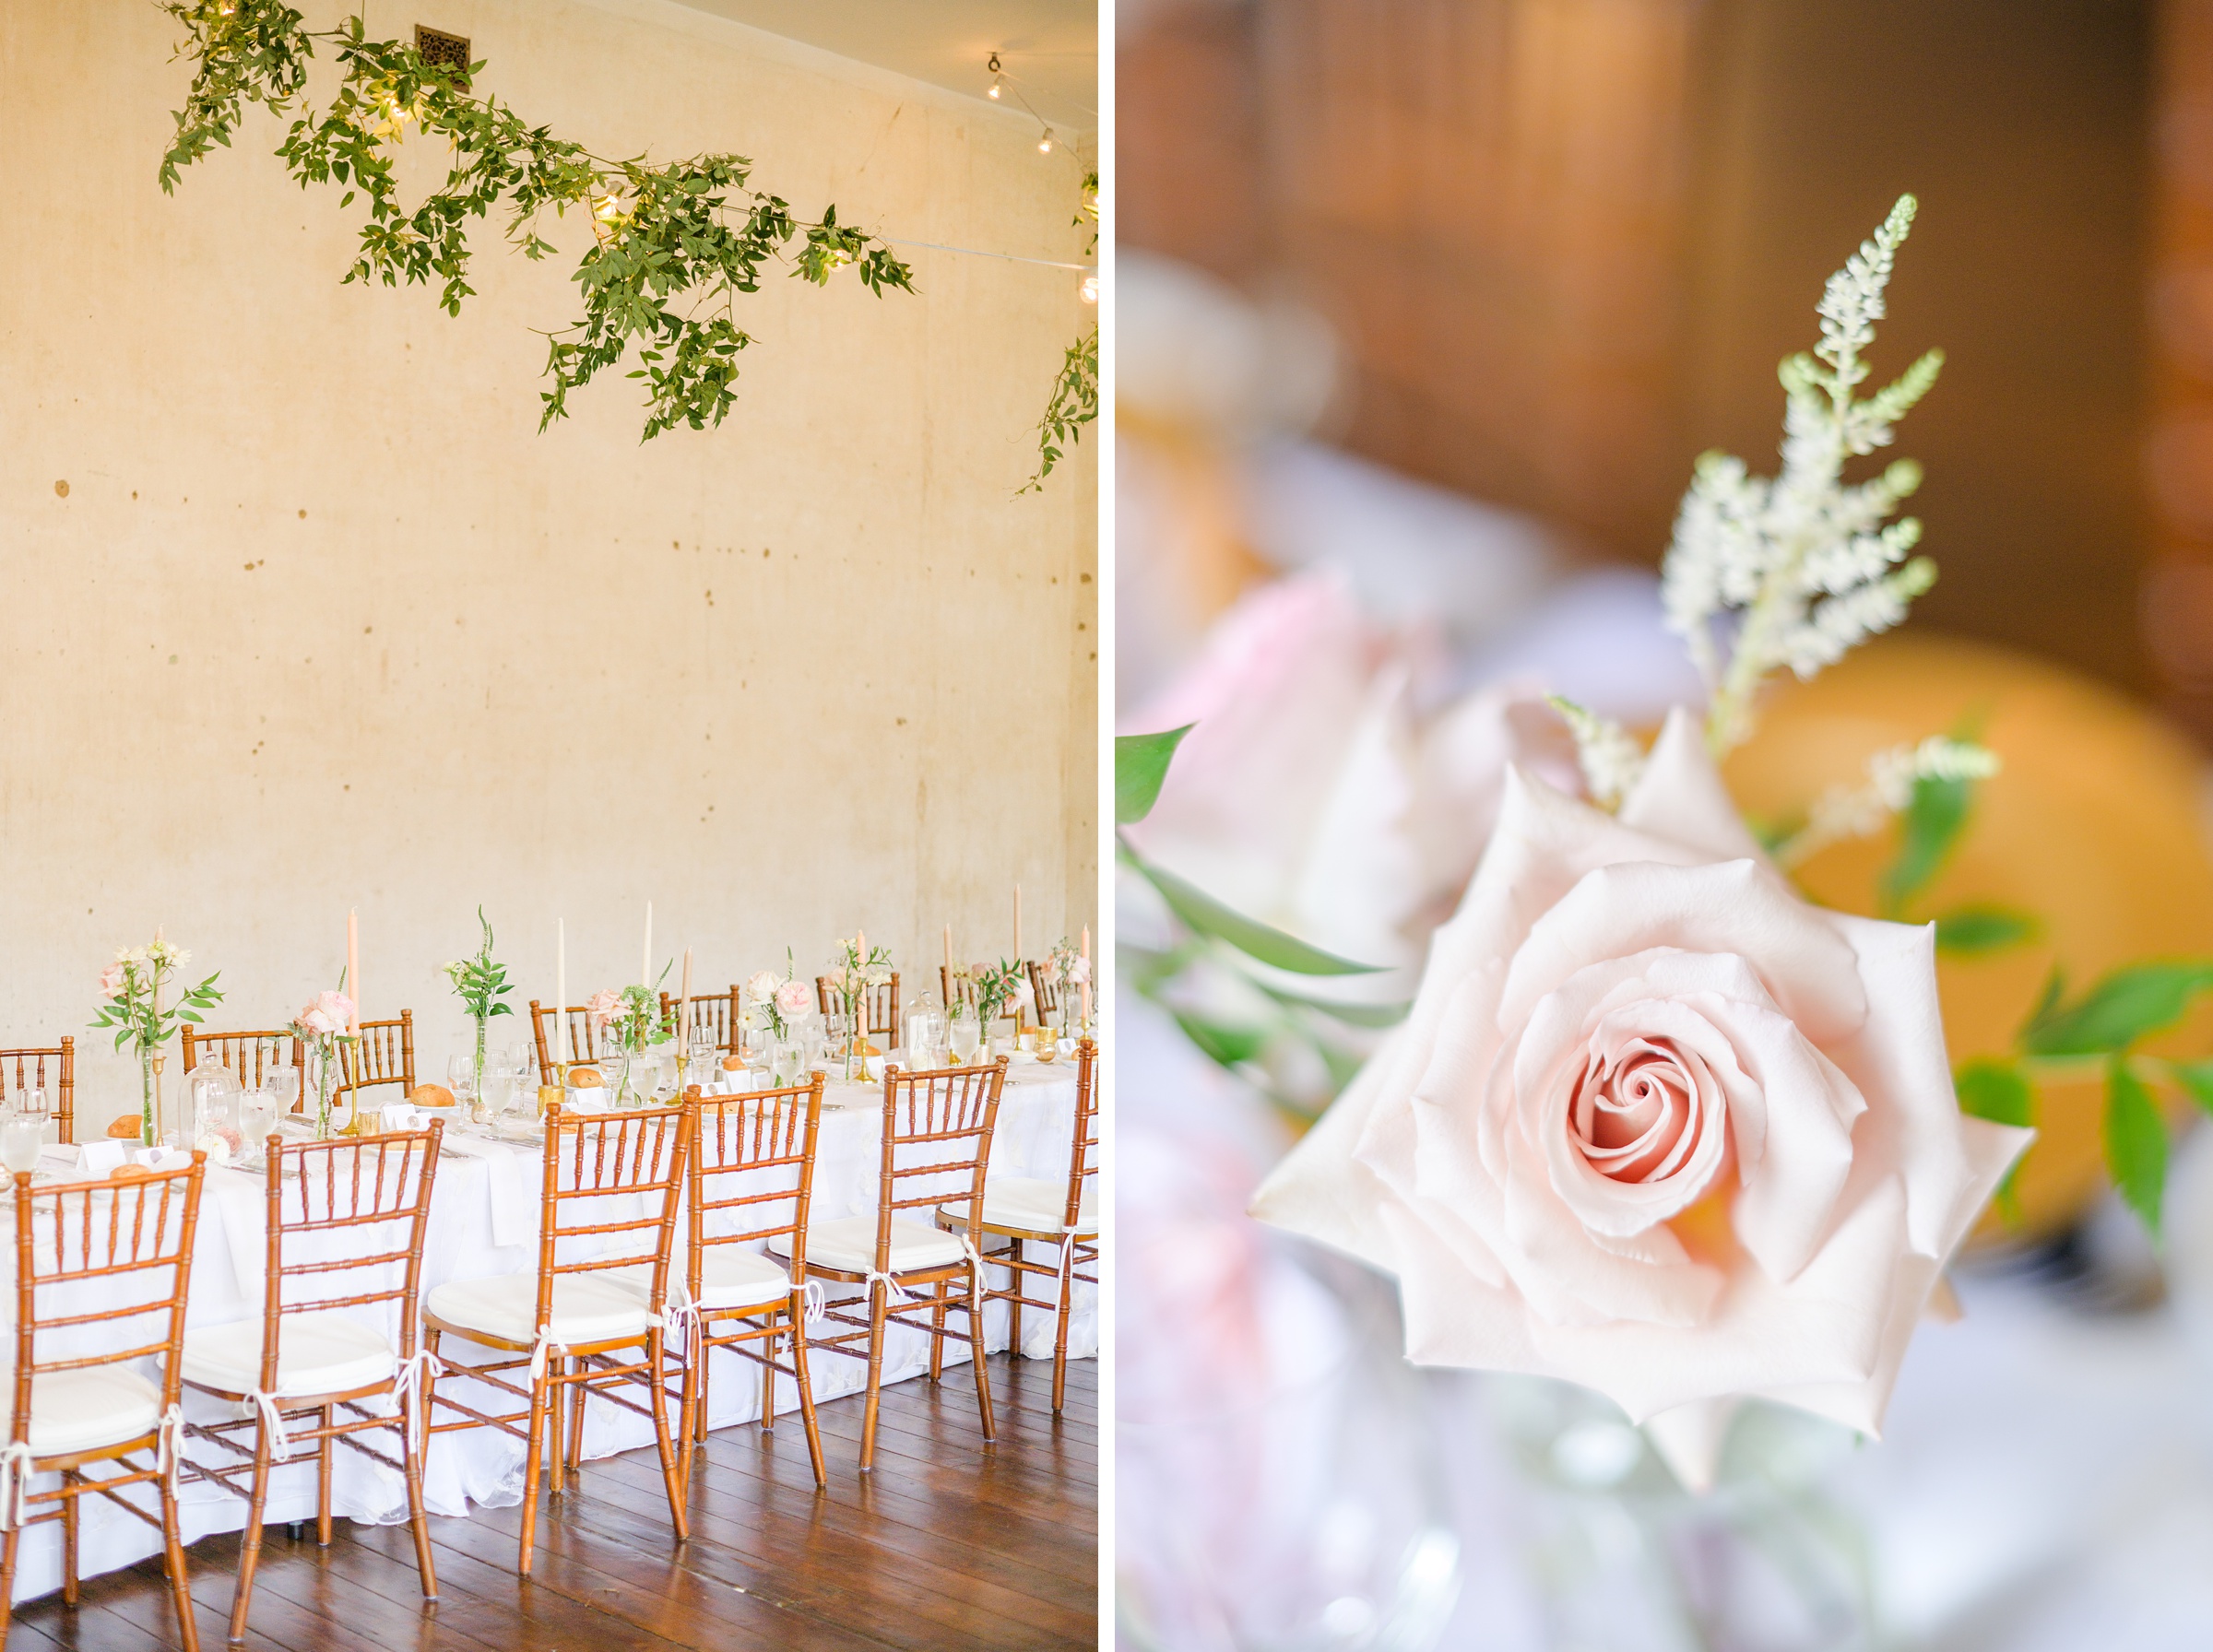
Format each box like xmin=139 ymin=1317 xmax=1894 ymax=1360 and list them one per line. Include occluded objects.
xmin=669 ymin=1 xmax=1098 ymax=136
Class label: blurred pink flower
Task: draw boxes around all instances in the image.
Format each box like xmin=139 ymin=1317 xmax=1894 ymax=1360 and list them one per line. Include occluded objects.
xmin=584 ymin=988 xmax=621 ymax=1026
xmin=97 ymin=962 xmax=126 ymax=1000
xmin=1122 ymin=571 xmax=1580 ymax=977
xmin=298 ymin=990 xmax=354 ymax=1036
xmin=773 ymin=979 xmax=813 ymax=1020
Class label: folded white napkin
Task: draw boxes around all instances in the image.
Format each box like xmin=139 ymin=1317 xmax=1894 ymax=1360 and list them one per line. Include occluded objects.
xmin=437 ymin=1135 xmax=533 ymax=1247
xmin=564 ymin=1086 xmax=609 ymax=1114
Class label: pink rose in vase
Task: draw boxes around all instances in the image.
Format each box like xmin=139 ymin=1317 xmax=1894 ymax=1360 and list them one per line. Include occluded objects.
xmin=583 ymin=988 xmax=621 ymax=1028
xmin=97 ymin=962 xmax=127 ymax=1001
xmin=297 ymin=991 xmax=354 ymax=1036
xmin=773 ymin=979 xmax=813 ymax=1021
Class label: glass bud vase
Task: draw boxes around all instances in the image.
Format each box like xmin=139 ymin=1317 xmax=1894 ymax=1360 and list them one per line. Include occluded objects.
xmin=138 ymin=1044 xmax=158 ymax=1148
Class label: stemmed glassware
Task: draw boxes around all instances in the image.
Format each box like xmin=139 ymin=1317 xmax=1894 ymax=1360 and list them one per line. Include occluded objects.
xmin=479 ymin=1062 xmax=518 ymax=1127
xmin=0 ymin=1103 xmax=44 ymax=1181
xmin=948 ymin=1009 xmax=981 ymax=1067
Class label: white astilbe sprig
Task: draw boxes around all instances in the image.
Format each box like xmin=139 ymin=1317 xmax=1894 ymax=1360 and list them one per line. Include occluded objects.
xmin=1774 ymin=736 xmax=1999 ymax=869
xmin=1663 ymin=195 xmax=1946 ymax=757
xmin=1546 ymin=695 xmax=1646 ymax=812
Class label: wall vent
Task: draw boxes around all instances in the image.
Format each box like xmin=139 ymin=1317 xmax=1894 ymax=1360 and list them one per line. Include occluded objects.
xmin=414 ymin=26 xmax=470 ymax=84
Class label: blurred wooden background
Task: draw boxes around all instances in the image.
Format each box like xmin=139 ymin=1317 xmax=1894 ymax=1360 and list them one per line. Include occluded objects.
xmin=1121 ymin=0 xmax=2213 ymax=726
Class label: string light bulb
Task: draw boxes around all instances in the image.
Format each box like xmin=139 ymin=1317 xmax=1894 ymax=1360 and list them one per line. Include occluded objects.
xmin=987 ymin=52 xmax=1004 ymax=99
xmin=1080 ymin=275 xmax=1098 ymax=304
xmin=1038 ymin=130 xmax=1055 ymax=154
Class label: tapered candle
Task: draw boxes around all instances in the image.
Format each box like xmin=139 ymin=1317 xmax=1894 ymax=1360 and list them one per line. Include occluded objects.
xmin=557 ymin=917 xmax=569 ymax=1068
xmin=1081 ymin=926 xmax=1091 ymax=1029
xmin=1013 ymin=884 xmax=1023 ymax=958
xmin=348 ymin=909 xmax=361 ymax=1033
xmin=943 ymin=924 xmax=953 ymax=975
xmin=679 ymin=946 xmax=692 ymax=1058
xmin=642 ymin=901 xmax=653 ymax=988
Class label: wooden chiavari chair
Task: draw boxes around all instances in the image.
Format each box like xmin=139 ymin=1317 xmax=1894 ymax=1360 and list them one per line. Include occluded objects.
xmin=665 ymin=1078 xmax=828 ymax=1489
xmin=421 ymin=1103 xmax=692 ymax=1574
xmin=0 ymin=1039 xmax=74 ymax=1146
xmin=658 ymin=985 xmax=741 ymax=1058
xmin=777 ymin=1058 xmax=1007 ymax=1471
xmin=179 ymin=1026 xmax=307 ymax=1112
xmin=181 ymin=1128 xmax=444 ymax=1644
xmin=527 ymin=999 xmax=609 ymax=1074
xmin=0 ymin=1154 xmax=207 ymax=1651
xmin=940 ymin=1037 xmax=1099 ymax=1411
xmin=1024 ymin=961 xmax=1060 ymax=1028
xmin=337 ymin=1010 xmax=415 ymax=1123
xmin=814 ymin=972 xmax=901 ymax=1048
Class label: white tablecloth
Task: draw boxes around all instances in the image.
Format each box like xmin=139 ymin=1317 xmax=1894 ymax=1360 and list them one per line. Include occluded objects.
xmin=8 ymin=1060 xmax=1095 ymax=1603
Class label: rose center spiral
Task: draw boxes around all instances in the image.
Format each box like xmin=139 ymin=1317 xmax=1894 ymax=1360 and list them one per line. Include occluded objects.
xmin=1569 ymin=1042 xmax=1706 ymax=1185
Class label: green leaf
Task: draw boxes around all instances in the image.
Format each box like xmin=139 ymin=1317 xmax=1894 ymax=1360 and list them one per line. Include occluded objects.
xmin=2173 ymin=1059 xmax=2213 ymax=1117
xmin=1955 ymin=1056 xmax=2034 ymax=1127
xmin=2021 ymin=961 xmax=2213 ymax=1056
xmin=1131 ymin=850 xmax=1383 ymax=976
xmin=2104 ymin=1056 xmax=2168 ymax=1234
xmin=1879 ymin=770 xmax=1974 ymax=917
xmin=1116 ymin=726 xmax=1193 ymax=825
xmin=1933 ymin=904 xmax=2041 ymax=956
xmin=1253 ymin=980 xmax=1412 ymax=1029
xmin=1170 ymin=1011 xmax=1266 ymax=1068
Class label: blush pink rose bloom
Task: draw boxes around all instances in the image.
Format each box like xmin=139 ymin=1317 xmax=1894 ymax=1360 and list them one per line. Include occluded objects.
xmin=98 ymin=962 xmax=127 ymax=1000
xmin=1250 ymin=709 xmax=2031 ymax=1489
xmin=584 ymin=988 xmax=621 ymax=1027
xmin=298 ymin=991 xmax=354 ymax=1036
xmin=773 ymin=979 xmax=813 ymax=1021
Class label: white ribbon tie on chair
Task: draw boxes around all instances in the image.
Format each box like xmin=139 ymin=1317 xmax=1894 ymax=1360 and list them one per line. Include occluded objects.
xmin=391 ymin=1347 xmax=444 ymax=1415
xmin=863 ymin=1269 xmax=917 ymax=1306
xmin=248 ymin=1388 xmax=300 ymax=1461
xmin=156 ymin=1402 xmax=186 ymax=1499
xmin=528 ymin=1323 xmax=569 ymax=1384
xmin=0 ymin=1440 xmax=35 ymax=1530
xmin=799 ymin=1279 xmax=827 ymax=1325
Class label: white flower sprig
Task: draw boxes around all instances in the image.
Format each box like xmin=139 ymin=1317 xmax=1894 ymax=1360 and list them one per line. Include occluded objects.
xmin=1547 ymin=695 xmax=1648 ymax=811
xmin=1662 ymin=195 xmax=1946 ymax=759
xmin=1772 ymin=736 xmax=2000 ymax=869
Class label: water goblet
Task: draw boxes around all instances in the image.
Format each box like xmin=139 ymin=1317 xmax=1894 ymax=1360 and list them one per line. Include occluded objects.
xmin=18 ymin=1086 xmax=50 ymax=1139
xmin=948 ymin=1012 xmax=981 ymax=1067
xmin=268 ymin=1067 xmax=302 ymax=1122
xmin=0 ymin=1112 xmax=44 ymax=1180
xmin=480 ymin=1066 xmax=519 ymax=1125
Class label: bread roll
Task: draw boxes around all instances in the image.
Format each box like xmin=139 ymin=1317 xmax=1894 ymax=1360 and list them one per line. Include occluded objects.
xmin=409 ymin=1083 xmax=456 ymax=1110
xmin=107 ymin=1115 xmax=142 ymax=1139
xmin=569 ymin=1066 xmax=602 ymax=1087
xmin=721 ymin=1055 xmax=746 ymax=1071
xmin=110 ymin=1164 xmax=153 ymax=1182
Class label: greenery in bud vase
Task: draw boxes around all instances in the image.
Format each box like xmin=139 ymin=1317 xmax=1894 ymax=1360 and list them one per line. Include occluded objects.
xmin=443 ymin=906 xmax=515 ymax=1109
xmin=1047 ymin=938 xmax=1090 ymax=1035
xmin=286 ymin=988 xmax=357 ymax=1141
xmin=91 ymin=938 xmax=223 ymax=1147
xmin=591 ymin=967 xmax=673 ymax=1105
xmin=964 ymin=959 xmax=1030 ymax=1041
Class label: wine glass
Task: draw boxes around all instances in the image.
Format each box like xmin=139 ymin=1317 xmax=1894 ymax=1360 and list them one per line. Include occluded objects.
xmin=18 ymin=1086 xmax=50 ymax=1140
xmin=948 ymin=1010 xmax=981 ymax=1066
xmin=479 ymin=1065 xmax=518 ymax=1125
xmin=267 ymin=1066 xmax=302 ymax=1122
xmin=239 ymin=1084 xmax=278 ymax=1164
xmin=0 ymin=1112 xmax=43 ymax=1180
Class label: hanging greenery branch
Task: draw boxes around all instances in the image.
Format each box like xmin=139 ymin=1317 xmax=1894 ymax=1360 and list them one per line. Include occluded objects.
xmin=157 ymin=1 xmax=914 ymax=440
xmin=1021 ymin=171 xmax=1101 ymax=494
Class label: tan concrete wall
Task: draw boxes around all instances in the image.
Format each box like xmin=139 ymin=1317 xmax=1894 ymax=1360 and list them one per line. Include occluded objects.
xmin=0 ymin=0 xmax=1098 ymax=1129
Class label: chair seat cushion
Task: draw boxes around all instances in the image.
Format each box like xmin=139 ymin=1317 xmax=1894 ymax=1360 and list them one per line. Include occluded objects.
xmin=425 ymin=1271 xmax=655 ymax=1349
xmin=0 ymin=1368 xmax=162 ymax=1458
xmin=182 ymin=1310 xmax=398 ymax=1398
xmin=609 ymin=1248 xmax=795 ymax=1315
xmin=945 ymin=1174 xmax=1097 ymax=1237
xmin=769 ymin=1216 xmax=964 ymax=1276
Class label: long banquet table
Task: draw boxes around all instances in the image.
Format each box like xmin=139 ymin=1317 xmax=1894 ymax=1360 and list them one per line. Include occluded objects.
xmin=8 ymin=1059 xmax=1095 ymax=1603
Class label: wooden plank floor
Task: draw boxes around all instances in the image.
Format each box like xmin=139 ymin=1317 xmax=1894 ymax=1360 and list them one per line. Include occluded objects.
xmin=7 ymin=1354 xmax=1096 ymax=1652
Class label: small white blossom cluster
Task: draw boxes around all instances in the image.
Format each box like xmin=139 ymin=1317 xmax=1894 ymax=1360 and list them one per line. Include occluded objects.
xmin=1661 ymin=195 xmax=1946 ymax=757
xmin=1547 ymin=695 xmax=1647 ymax=812
xmin=1777 ymin=736 xmax=2000 ymax=869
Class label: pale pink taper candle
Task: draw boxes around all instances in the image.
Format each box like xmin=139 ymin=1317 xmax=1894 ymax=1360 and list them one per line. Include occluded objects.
xmin=347 ymin=909 xmax=361 ymax=1033
xmin=1080 ymin=926 xmax=1090 ymax=1028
